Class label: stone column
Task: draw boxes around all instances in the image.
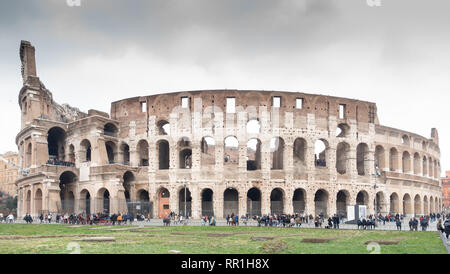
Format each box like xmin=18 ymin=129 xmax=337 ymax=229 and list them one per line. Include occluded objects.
xmin=191 ymin=185 xmax=200 ymax=219
xmin=170 ymin=187 xmax=179 ymax=216
xmin=408 ymin=155 xmax=414 ymax=175
xmin=349 ymin=147 xmax=358 ymax=180
xmin=382 ymin=148 xmax=390 ymax=172
xmin=367 ymin=192 xmax=375 ymax=215
xmin=239 ymin=188 xmax=247 ymax=218
xmin=214 ymin=185 xmax=224 ymax=219
xmin=114 ymin=189 xmax=127 ymax=214
xmin=397 ymin=196 xmax=403 ymax=216
xmin=17 ymin=188 xmax=23 ymax=218
xmin=261 ymin=187 xmax=271 ymax=216
xmin=306 ymin=189 xmax=315 ymax=217
xmin=328 ymin=189 xmax=336 ymax=217
xmin=94 ymin=137 xmax=108 ymax=166
xmin=395 ymin=153 xmax=402 ymax=173
xmin=284 ymin=189 xmax=293 ymax=215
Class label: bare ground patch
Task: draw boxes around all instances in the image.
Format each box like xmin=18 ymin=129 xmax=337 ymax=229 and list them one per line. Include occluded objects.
xmin=260 ymin=239 xmax=288 ymax=253
xmin=301 ymin=238 xmax=336 ymax=243
xmin=251 ymin=236 xmax=275 ymax=241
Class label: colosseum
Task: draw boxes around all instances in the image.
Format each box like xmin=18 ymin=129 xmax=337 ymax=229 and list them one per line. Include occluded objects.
xmin=15 ymin=41 xmax=443 ymax=219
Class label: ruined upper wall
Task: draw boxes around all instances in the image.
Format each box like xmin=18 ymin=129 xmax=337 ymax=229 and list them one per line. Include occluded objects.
xmin=111 ymin=90 xmax=379 ymax=128
xmin=18 ymin=41 xmax=89 ymax=128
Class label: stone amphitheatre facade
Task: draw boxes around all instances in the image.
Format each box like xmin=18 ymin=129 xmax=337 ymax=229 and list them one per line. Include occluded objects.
xmin=15 ymin=41 xmax=443 ymax=219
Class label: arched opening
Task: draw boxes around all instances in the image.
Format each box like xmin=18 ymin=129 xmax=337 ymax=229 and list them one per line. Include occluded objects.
xmin=434 ymin=160 xmax=438 ymax=179
xmin=123 ymin=171 xmax=135 ymax=213
xmin=201 ymin=137 xmax=215 ymax=166
xmin=179 ymin=149 xmax=192 ymax=169
xmin=429 ymin=158 xmax=433 ymax=178
xmin=430 ymin=196 xmax=435 ymax=213
xmin=59 ymin=171 xmax=77 ymax=214
xmin=120 ymin=143 xmax=130 ymax=165
xmin=178 ymin=137 xmax=192 ymax=169
xmin=314 ymin=189 xmax=328 ymax=218
xmin=137 ymin=189 xmax=151 ymax=218
xmin=401 ymin=135 xmax=410 ymax=146
xmin=68 ymin=144 xmax=75 ymax=163
xmin=403 ymin=194 xmax=412 ymax=216
xmin=430 ymin=196 xmax=436 ymax=213
xmin=314 ymin=139 xmax=328 ymax=167
xmin=270 ymin=188 xmax=284 ymax=215
xmin=357 ymin=143 xmax=369 ymax=176
xmin=105 ymin=141 xmax=117 ymax=164
xmin=25 ymin=190 xmax=31 ymax=214
xmin=336 ymin=190 xmax=350 ymax=218
xmin=247 ymin=119 xmax=261 ymax=134
xmin=26 ymin=143 xmax=32 ymax=168
xmin=293 ymin=138 xmax=307 ymax=174
xmin=137 ymin=140 xmax=149 ymax=166
xmin=389 ymin=148 xmax=398 ymax=171
xmin=356 ymin=191 xmax=369 ymax=206
xmin=422 ymin=141 xmax=427 ymax=150
xmin=413 ymin=153 xmax=420 ymax=175
xmin=157 ymin=140 xmax=170 ymax=169
xmin=375 ymin=145 xmax=385 ymax=173
xmin=47 ymin=127 xmax=66 ymax=161
xmin=270 ymin=137 xmax=284 ymax=170
xmin=336 ymin=142 xmax=350 ymax=175
xmin=402 ymin=151 xmax=411 ymax=173
xmin=157 ymin=120 xmax=170 ymax=135
xmin=423 ymin=196 xmax=429 ymax=215
xmin=247 ymin=138 xmax=261 ymax=170
xmin=390 ymin=193 xmax=399 ymax=214
xmin=422 ymin=156 xmax=428 ymax=176
xmin=97 ymin=188 xmax=110 ymax=214
xmin=336 ymin=123 xmax=350 ymax=138
xmin=224 ymin=136 xmax=239 ymax=165
xmin=375 ymin=192 xmax=385 ymax=214
xmin=179 ymin=187 xmax=192 ymax=217
xmin=223 ymin=188 xmax=239 ymax=218
xmin=414 ymin=194 xmax=422 ymax=216
xmin=201 ymin=188 xmax=214 ymax=217
xmin=293 ymin=188 xmax=306 ymax=214
xmin=247 ymin=187 xmax=261 ymax=217
xmin=34 ymin=189 xmax=43 ymax=215
xmin=158 ymin=188 xmax=170 ymax=218
xmin=80 ymin=139 xmax=92 ymax=162
xmin=79 ymin=189 xmax=91 ymax=215
xmin=104 ymin=123 xmax=118 ymax=137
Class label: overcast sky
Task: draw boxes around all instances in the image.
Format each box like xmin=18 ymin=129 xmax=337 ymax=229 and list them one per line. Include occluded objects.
xmin=1 ymin=0 xmax=449 ymax=176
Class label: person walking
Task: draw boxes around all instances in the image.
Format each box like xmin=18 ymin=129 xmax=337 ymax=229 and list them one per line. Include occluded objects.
xmin=444 ymin=218 xmax=450 ymax=239
xmin=396 ymin=218 xmax=402 ymax=231
xmin=420 ymin=218 xmax=428 ymax=231
xmin=437 ymin=219 xmax=444 ymax=234
xmin=7 ymin=213 xmax=14 ymax=223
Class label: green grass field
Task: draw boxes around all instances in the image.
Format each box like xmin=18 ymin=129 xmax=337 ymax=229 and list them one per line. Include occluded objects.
xmin=0 ymin=224 xmax=446 ymax=254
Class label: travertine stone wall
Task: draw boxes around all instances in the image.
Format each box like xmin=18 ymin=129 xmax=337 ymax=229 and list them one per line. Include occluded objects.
xmin=15 ymin=41 xmax=443 ymax=219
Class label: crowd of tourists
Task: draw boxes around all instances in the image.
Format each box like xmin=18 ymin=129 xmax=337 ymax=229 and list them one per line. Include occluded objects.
xmin=22 ymin=212 xmax=148 ymax=225
xmin=46 ymin=158 xmax=75 ymax=167
xmin=13 ymin=210 xmax=450 ymax=239
xmin=0 ymin=213 xmax=15 ymax=223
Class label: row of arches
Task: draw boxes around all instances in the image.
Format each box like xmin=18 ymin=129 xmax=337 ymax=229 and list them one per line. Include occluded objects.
xmin=24 ymin=179 xmax=443 ymax=219
xmin=375 ymin=145 xmax=440 ymax=178
xmin=44 ymin=126 xmax=440 ymax=180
